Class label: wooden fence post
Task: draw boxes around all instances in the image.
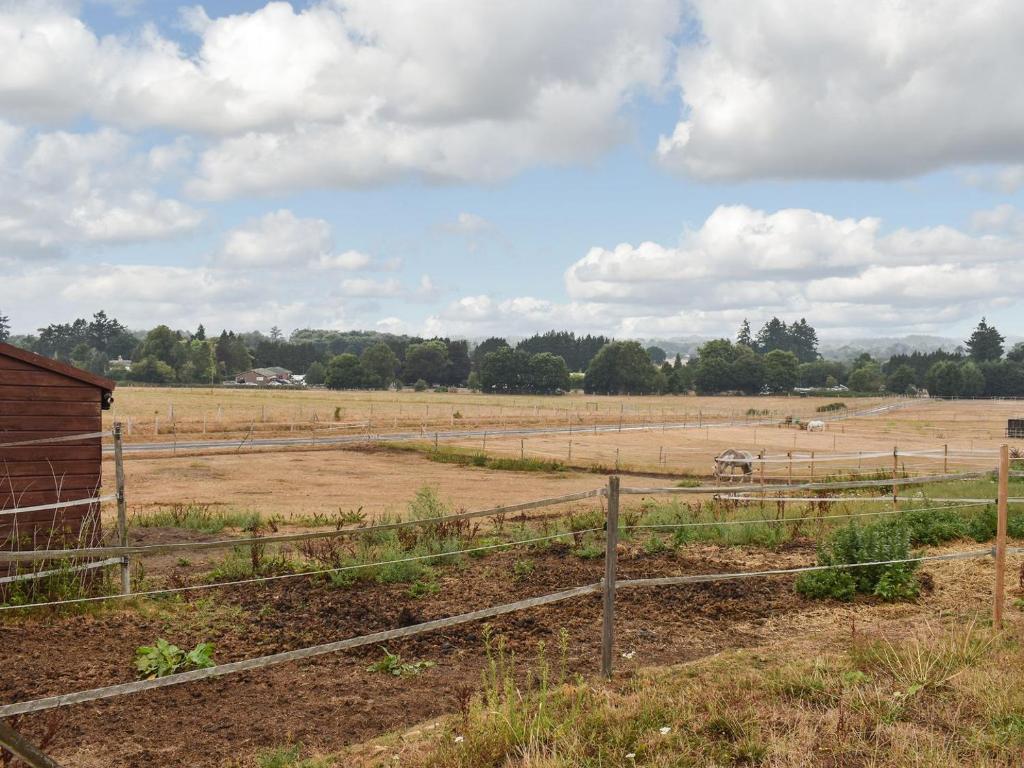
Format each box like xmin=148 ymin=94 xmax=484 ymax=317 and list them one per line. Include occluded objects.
xmin=892 ymin=446 xmax=898 ymax=509
xmin=113 ymin=422 xmax=130 ymax=595
xmin=759 ymin=450 xmax=765 ymax=488
xmin=943 ymin=443 xmax=948 ymax=474
xmin=0 ymin=719 xmax=65 ymax=768
xmin=602 ymin=476 xmax=620 ymax=678
xmin=994 ymin=444 xmax=1009 ymax=629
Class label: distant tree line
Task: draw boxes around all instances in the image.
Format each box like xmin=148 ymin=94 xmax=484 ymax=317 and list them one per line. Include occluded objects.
xmin=4 ymin=309 xmax=1023 ymax=397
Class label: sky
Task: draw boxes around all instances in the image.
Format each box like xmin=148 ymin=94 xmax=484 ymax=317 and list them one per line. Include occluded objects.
xmin=2 ymin=0 xmax=1024 ymax=341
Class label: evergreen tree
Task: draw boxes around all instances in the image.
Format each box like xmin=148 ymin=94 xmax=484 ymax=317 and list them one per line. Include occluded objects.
xmin=0 ymin=309 xmax=9 ymax=342
xmin=965 ymin=317 xmax=1004 ymax=361
xmin=269 ymin=325 xmax=283 ymax=341
xmin=194 ymin=324 xmax=206 ymax=341
xmin=736 ymin=319 xmax=753 ymax=348
xmin=755 ymin=317 xmax=789 ymax=354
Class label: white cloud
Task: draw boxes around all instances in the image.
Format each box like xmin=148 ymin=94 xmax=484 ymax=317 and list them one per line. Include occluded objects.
xmin=659 ymin=0 xmax=1024 ymax=179
xmin=0 ymin=1 xmax=678 ymax=196
xmin=447 ymin=212 xmax=492 ymax=234
xmin=217 ymin=209 xmax=333 ymax=268
xmin=971 ymin=204 xmax=1024 ymax=234
xmin=0 ymin=122 xmax=202 ymax=257
xmin=428 ymin=204 xmax=1024 ymax=338
xmin=215 ymin=209 xmax=404 ymax=272
xmin=338 ymin=277 xmax=403 ymax=298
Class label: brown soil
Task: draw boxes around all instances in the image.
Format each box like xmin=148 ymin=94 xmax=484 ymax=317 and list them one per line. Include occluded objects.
xmin=1 ymin=544 xmax=814 ymax=767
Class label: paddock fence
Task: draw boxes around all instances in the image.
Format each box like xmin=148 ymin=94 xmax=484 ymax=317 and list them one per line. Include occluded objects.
xmin=0 ymin=432 xmax=1020 ymax=765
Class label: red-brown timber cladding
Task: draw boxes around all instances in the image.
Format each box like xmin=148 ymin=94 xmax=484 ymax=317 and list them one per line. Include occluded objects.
xmin=0 ymin=342 xmax=114 ymax=550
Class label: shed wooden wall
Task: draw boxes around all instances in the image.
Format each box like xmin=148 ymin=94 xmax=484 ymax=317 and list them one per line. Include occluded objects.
xmin=0 ymin=352 xmax=104 ymax=548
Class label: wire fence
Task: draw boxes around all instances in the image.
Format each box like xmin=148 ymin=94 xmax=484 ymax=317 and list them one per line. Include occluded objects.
xmin=0 ymin=426 xmax=1019 ymax=764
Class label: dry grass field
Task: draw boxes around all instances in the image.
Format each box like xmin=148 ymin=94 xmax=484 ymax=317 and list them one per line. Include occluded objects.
xmin=89 ymin=389 xmax=1023 ymax=523
xmin=102 ymin=387 xmax=876 ymax=441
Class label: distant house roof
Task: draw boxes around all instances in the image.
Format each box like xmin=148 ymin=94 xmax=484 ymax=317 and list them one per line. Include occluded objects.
xmin=251 ymin=367 xmax=291 ymax=378
xmin=0 ymin=341 xmax=116 ymax=400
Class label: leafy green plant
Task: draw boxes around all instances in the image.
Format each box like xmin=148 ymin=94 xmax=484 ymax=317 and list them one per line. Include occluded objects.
xmin=795 ymin=519 xmax=919 ymax=601
xmin=134 ymin=639 xmax=215 ymax=679
xmin=366 ymin=646 xmax=434 ymax=676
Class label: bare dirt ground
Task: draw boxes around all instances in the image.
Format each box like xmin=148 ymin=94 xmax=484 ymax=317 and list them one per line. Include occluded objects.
xmin=2 ymin=541 xmax=1016 ymax=768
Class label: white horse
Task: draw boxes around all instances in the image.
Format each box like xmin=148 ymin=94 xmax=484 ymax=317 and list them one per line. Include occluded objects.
xmin=713 ymin=448 xmax=755 ymax=482
xmin=806 ymin=420 xmax=825 ymax=432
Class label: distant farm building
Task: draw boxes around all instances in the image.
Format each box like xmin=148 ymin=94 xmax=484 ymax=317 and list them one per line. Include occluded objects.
xmin=235 ymin=367 xmax=292 ymax=385
xmin=0 ymin=342 xmax=115 ymax=550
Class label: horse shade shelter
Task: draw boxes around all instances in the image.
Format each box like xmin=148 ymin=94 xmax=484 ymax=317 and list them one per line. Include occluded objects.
xmin=0 ymin=342 xmax=115 ymax=550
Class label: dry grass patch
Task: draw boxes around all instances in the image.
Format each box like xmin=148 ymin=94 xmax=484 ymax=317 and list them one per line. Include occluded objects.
xmin=325 ymin=619 xmax=1023 ymax=768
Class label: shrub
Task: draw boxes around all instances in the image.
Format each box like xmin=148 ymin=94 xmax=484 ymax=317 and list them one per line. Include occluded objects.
xmin=816 ymin=402 xmax=847 ymax=413
xmin=414 ymin=378 xmax=428 ymax=391
xmin=896 ymin=506 xmax=970 ymax=546
xmin=795 ymin=520 xmax=918 ymax=601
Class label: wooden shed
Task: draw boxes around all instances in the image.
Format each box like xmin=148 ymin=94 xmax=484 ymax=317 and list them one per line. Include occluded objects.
xmin=0 ymin=342 xmax=115 ymax=550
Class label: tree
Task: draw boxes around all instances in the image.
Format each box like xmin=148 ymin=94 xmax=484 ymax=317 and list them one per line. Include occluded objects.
xmin=886 ymin=365 xmax=917 ymax=395
xmin=798 ymin=360 xmax=846 ymax=388
xmin=980 ymin=360 xmax=1024 ymax=396
xmin=137 ymin=325 xmax=187 ymax=372
xmin=847 ymin=364 xmax=884 ymax=393
xmin=693 ymin=339 xmax=738 ymax=394
xmin=215 ymin=331 xmax=252 ymax=376
xmin=445 ymin=339 xmax=472 ymax=385
xmin=0 ymin=309 xmax=9 ymax=342
xmin=325 ymin=354 xmax=364 ymax=389
xmin=479 ymin=347 xmax=530 ymax=393
xmin=736 ymin=319 xmax=753 ymax=348
xmin=1006 ymin=342 xmax=1024 ymax=363
xmin=194 ymin=324 xmax=206 ymax=341
xmin=129 ymin=356 xmax=175 ymax=383
xmin=763 ymin=350 xmax=799 ymax=393
xmin=269 ymin=326 xmax=283 ymax=342
xmin=304 ymin=360 xmax=326 ymax=386
xmin=472 ymin=337 xmax=509 ymax=370
xmin=360 ymin=343 xmax=400 ymax=388
xmin=925 ymin=361 xmax=963 ymax=397
xmin=730 ymin=345 xmax=765 ymax=394
xmin=402 ymin=341 xmax=449 ymax=384
xmin=186 ymin=340 xmax=217 ymax=383
xmin=965 ymin=317 xmax=1004 ymax=362
xmin=788 ymin=319 xmax=820 ymax=363
xmin=755 ymin=318 xmax=789 ymax=355
xmin=645 ymin=346 xmax=667 ymax=365
xmin=528 ymin=352 xmax=571 ymax=394
xmin=583 ymin=341 xmax=657 ymax=394
xmin=959 ymin=361 xmax=986 ymax=397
